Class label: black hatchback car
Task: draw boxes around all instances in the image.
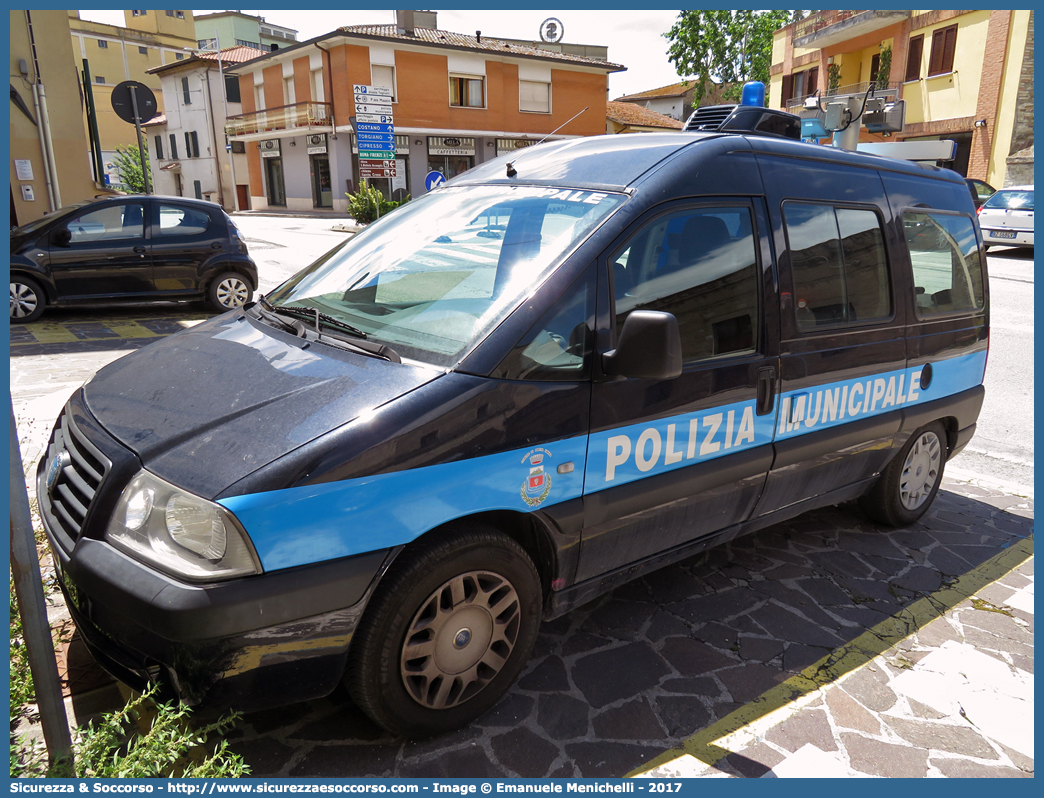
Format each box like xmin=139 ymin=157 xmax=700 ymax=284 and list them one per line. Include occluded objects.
xmin=10 ymin=195 xmax=257 ymax=322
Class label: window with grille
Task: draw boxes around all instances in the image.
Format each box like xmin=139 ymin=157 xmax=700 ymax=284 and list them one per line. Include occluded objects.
xmin=450 ymin=75 xmax=484 ymax=108
xmin=519 ymin=80 xmax=550 ymax=113
xmin=138 ymin=46 xmax=148 ymax=55
xmin=97 ymin=39 xmax=108 ymax=49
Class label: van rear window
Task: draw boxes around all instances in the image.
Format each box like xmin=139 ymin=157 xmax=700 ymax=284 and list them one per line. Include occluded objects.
xmin=902 ymin=212 xmax=984 ymax=316
xmin=783 ymin=203 xmax=891 ymax=329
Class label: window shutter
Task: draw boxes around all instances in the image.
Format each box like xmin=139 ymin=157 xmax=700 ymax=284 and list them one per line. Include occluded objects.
xmin=807 ymin=67 xmax=819 ymax=95
xmin=154 ymin=135 xmax=163 ymax=160
xmin=169 ymin=133 xmax=178 ymax=160
xmin=519 ymin=80 xmax=550 ymax=112
xmin=781 ymin=73 xmax=794 ymax=104
xmin=941 ymin=25 xmax=958 ymax=73
xmin=927 ymin=26 xmax=957 ymax=76
xmin=905 ymin=35 xmax=924 ymax=81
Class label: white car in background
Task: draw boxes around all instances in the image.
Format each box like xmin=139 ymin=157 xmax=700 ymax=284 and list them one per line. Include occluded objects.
xmin=978 ymin=185 xmax=1034 ymax=250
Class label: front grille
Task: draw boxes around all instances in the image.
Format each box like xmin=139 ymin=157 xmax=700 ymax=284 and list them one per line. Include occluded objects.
xmin=40 ymin=408 xmax=111 ymax=541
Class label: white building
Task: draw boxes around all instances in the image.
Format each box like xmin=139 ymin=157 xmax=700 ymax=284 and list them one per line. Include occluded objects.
xmin=144 ymin=45 xmax=264 ymax=211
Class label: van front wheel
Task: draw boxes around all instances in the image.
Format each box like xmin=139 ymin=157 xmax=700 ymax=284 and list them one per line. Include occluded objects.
xmin=860 ymin=422 xmax=947 ymax=527
xmin=345 ymin=527 xmax=542 ymax=737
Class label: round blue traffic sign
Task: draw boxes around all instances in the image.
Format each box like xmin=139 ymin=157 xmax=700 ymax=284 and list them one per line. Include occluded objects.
xmin=425 ymin=171 xmax=446 ymax=192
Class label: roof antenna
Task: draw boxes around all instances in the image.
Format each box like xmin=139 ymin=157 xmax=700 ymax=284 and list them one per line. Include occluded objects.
xmin=507 ymin=106 xmax=590 ymax=178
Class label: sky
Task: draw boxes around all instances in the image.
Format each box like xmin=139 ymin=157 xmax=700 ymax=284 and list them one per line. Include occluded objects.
xmin=77 ymin=9 xmax=687 ymax=100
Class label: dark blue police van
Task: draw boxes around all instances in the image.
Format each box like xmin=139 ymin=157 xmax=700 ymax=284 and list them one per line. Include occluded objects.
xmin=39 ymin=98 xmax=988 ymax=737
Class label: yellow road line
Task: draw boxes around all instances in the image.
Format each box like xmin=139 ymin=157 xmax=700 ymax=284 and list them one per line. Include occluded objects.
xmin=629 ymin=534 xmax=1035 ymax=776
xmin=104 ymin=321 xmax=159 ymax=339
xmin=20 ymin=324 xmax=79 ymax=344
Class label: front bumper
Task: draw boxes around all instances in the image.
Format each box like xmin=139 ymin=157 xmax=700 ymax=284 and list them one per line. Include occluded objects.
xmin=38 ymin=394 xmax=393 ymax=712
xmin=48 ymin=533 xmax=391 ymax=711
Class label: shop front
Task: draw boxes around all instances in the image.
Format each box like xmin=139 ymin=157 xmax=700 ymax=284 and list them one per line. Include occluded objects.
xmin=260 ymin=139 xmax=286 ymax=207
xmin=427 ymin=136 xmax=476 ymax=183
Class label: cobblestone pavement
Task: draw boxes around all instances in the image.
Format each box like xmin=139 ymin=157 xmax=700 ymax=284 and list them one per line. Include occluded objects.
xmin=215 ymin=482 xmax=1031 ymax=778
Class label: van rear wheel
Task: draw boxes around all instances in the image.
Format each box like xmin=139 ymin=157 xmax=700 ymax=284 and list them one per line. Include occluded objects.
xmin=860 ymin=422 xmax=947 ymax=527
xmin=345 ymin=526 xmax=542 ymax=738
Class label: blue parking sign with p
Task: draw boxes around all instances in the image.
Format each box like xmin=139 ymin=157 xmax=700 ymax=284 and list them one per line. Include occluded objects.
xmin=425 ymin=171 xmax=446 ymax=191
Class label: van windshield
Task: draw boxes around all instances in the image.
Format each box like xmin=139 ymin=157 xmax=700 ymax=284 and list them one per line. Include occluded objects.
xmin=267 ymin=185 xmax=625 ymax=366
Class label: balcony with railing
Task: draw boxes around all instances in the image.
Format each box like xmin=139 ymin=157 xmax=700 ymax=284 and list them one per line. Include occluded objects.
xmin=794 ymin=10 xmax=910 ymax=49
xmin=224 ymin=101 xmax=332 ymax=138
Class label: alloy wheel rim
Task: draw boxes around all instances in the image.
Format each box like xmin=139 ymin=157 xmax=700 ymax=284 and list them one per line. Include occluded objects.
xmin=10 ymin=283 xmax=38 ymax=319
xmin=400 ymin=570 xmax=521 ymax=710
xmin=216 ymin=278 xmax=248 ymax=308
xmin=899 ymin=432 xmax=941 ymax=510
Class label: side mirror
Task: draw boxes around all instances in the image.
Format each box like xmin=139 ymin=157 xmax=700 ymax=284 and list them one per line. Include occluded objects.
xmin=602 ymin=310 xmax=682 ymax=380
xmin=51 ymin=228 xmax=71 ymax=248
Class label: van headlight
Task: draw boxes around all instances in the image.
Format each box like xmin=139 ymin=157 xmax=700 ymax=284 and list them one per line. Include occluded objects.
xmin=105 ymin=471 xmax=261 ymax=581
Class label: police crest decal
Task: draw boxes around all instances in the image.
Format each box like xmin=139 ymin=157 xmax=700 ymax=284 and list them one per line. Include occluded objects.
xmin=520 ymin=448 xmax=552 ymax=507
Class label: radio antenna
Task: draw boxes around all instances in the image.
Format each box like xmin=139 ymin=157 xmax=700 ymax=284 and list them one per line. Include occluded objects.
xmin=536 ymin=106 xmax=590 ymax=145
xmin=507 ymin=106 xmax=590 ymax=178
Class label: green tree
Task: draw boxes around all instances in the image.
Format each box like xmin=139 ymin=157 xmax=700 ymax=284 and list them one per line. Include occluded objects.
xmin=665 ymin=10 xmax=806 ymax=107
xmin=111 ymin=141 xmax=151 ymax=193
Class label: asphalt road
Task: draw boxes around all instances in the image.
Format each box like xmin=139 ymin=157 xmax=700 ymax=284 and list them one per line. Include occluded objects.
xmin=945 ymin=245 xmax=1034 ymax=493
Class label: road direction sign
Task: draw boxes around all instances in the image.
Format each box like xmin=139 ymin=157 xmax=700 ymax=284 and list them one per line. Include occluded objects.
xmin=425 ymin=171 xmax=446 ymax=191
xmin=355 ymin=102 xmax=393 ymax=116
xmin=356 ymin=122 xmax=394 ymax=134
xmin=355 ymin=113 xmax=394 ymax=125
xmin=360 ymin=166 xmax=398 ymax=179
xmin=357 ymin=133 xmax=395 ymax=145
xmin=353 ymin=84 xmax=393 ymax=97
xmin=359 ymin=151 xmax=396 ymax=160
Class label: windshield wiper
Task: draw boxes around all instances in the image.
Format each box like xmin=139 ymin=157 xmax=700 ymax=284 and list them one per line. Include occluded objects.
xmin=254 ymin=296 xmax=307 ymax=337
xmin=257 ymin=296 xmax=400 ymax=363
xmin=268 ymin=301 xmax=369 ymax=340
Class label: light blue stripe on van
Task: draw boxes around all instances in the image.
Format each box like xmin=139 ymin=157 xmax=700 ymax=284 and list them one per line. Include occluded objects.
xmin=220 ymin=349 xmax=986 ymax=572
xmin=221 ymin=436 xmax=590 ymax=571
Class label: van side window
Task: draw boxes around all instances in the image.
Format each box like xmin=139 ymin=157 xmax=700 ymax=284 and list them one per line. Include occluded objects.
xmin=784 ymin=202 xmax=891 ymax=329
xmin=493 ymin=272 xmax=592 ymax=381
xmin=611 ymin=206 xmax=759 ymax=362
xmin=903 ymin=211 xmax=985 ymax=315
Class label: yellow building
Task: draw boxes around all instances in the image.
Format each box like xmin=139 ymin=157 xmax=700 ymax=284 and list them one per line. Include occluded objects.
xmin=10 ymin=10 xmax=107 ymax=225
xmin=767 ymin=10 xmax=1033 ymax=187
xmin=68 ymin=10 xmax=197 ymax=178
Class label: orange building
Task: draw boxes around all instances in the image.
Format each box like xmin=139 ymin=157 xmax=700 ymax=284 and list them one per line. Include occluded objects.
xmin=223 ymin=11 xmax=623 ymax=212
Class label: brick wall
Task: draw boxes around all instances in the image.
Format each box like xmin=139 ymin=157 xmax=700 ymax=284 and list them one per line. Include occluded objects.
xmin=966 ymin=10 xmax=1012 ymax=180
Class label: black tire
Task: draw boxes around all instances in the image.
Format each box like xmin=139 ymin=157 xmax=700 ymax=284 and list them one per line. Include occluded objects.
xmin=207 ymin=271 xmax=253 ymax=311
xmin=345 ymin=526 xmax=542 ymax=738
xmin=10 ymin=276 xmax=45 ymax=323
xmin=860 ymin=422 xmax=947 ymax=527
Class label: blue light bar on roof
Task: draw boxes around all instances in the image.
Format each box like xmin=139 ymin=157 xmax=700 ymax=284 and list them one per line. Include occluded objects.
xmin=740 ymin=81 xmax=765 ymax=107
